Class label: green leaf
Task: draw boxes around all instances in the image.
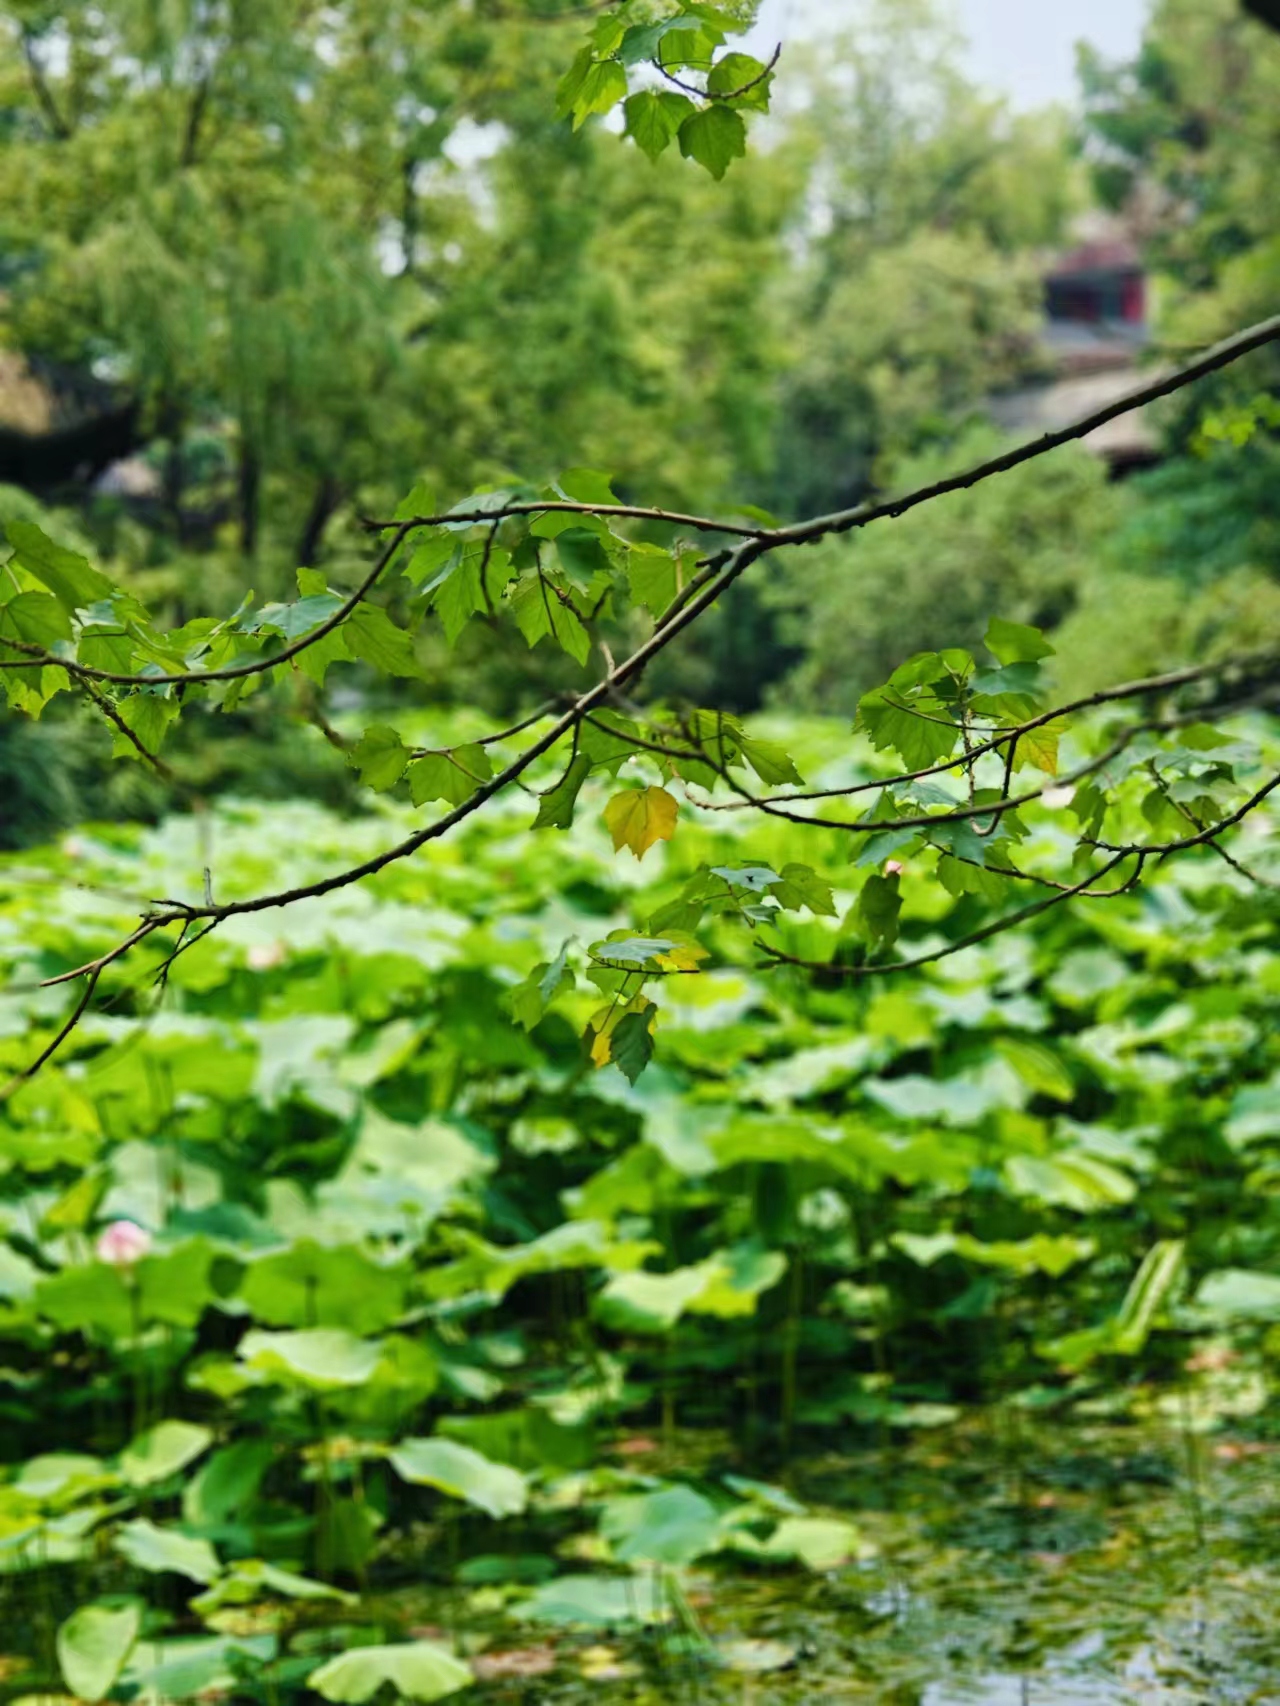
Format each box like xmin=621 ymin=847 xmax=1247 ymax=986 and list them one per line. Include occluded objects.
xmin=120 ymin=1421 xmax=214 ymax=1489
xmin=239 ymin=1241 xmax=408 ymax=1335
xmin=408 ymin=745 xmax=493 ymax=808
xmin=2 ymin=589 xmax=74 ymax=649
xmin=182 ymin=1441 xmax=275 ymax=1528
xmin=603 ymin=1484 xmax=721 ymax=1565
xmin=532 ymin=751 xmax=593 ymax=829
xmin=555 ymin=46 xmax=595 ymax=119
xmin=520 ymin=1574 xmax=668 ymax=1627
xmin=389 ymin=1437 xmax=528 ymax=1518
xmin=509 ymin=572 xmax=591 ymax=666
xmin=737 ymin=735 xmax=803 ymax=787
xmin=997 ymin=1038 xmax=1074 ymax=1103
xmin=192 ymin=1560 xmax=355 ymax=1615
xmin=1195 ymin=1267 xmax=1280 ymax=1321
xmin=570 ymin=60 xmax=628 ymax=129
xmin=345 ymin=603 xmax=421 ymax=677
xmin=112 ymin=692 xmax=179 ymax=760
xmin=707 ymin=51 xmax=772 ymax=109
xmin=772 ymin=863 xmax=837 ymax=916
xmin=678 ymin=105 xmax=747 ymax=178
xmin=8 ymin=520 xmax=115 ymax=609
xmin=431 ymin=546 xmax=508 ymax=646
xmin=114 ymin=1518 xmax=221 ymax=1584
xmin=609 ymin=1005 xmax=658 ymax=1084
xmin=351 ymin=724 xmax=411 ymax=792
xmin=507 ymin=941 xmax=575 ymax=1029
xmin=309 ymin=1643 xmax=473 ymax=1704
xmin=556 ymin=467 xmax=619 ymax=505
xmin=58 ymin=1601 xmax=141 ymax=1701
xmin=619 ymin=16 xmax=700 ymax=63
xmin=246 ymin=593 xmax=344 ymax=640
xmin=555 ymin=527 xmax=611 ymax=586
xmin=623 ymin=90 xmax=692 ymax=159
xmin=985 ymin=616 xmax=1055 ymax=664
xmin=401 ymin=532 xmax=456 ymax=587
xmin=238 ymin=1328 xmax=383 ymax=1391
xmin=625 ymin=542 xmax=681 ymax=614
xmin=760 ymin=1516 xmax=861 ymax=1571
xmin=856 ymin=872 xmax=901 ymax=953
xmin=858 ymin=687 xmax=959 ymax=769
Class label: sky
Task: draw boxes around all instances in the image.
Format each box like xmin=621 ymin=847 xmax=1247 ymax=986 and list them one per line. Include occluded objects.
xmin=749 ymin=0 xmax=1151 ymax=109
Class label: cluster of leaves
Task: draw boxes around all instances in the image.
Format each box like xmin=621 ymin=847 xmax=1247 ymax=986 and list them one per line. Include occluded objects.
xmin=0 ymin=732 xmax=1277 ymax=1691
xmin=557 ymin=2 xmax=774 ymax=179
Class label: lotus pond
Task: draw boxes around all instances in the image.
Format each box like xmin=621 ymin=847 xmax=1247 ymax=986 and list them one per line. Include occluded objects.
xmin=0 ymin=717 xmax=1277 ymax=1705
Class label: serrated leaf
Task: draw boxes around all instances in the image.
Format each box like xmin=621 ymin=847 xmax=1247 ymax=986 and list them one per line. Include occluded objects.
xmin=1013 ymin=719 xmax=1064 ymax=775
xmin=858 ymin=688 xmax=960 ymax=769
xmin=351 ymin=724 xmax=411 ymax=792
xmin=706 ymin=50 xmax=772 ymax=109
xmin=533 ymin=751 xmax=593 ymax=829
xmin=737 ymin=735 xmax=803 ymax=787
xmin=678 ymin=105 xmax=747 ymax=178
xmin=112 ymin=692 xmax=179 ymax=760
xmin=555 ymin=528 xmax=611 ymax=586
xmin=570 ymin=60 xmax=628 ymax=128
xmin=772 ymin=863 xmax=837 ymax=916
xmin=8 ymin=520 xmax=115 ymax=609
xmin=407 ymin=745 xmax=492 ymax=807
xmin=402 ymin=532 xmax=457 ymax=587
xmin=556 ymin=467 xmax=618 ymax=505
xmin=609 ymin=1004 xmax=659 ymax=1083
xmin=623 ymin=90 xmax=690 ymax=159
xmin=589 ymin=933 xmax=707 ymax=972
xmin=509 ymin=572 xmax=591 ymax=666
xmin=626 ymin=543 xmax=680 ymax=614
xmin=604 ymin=786 xmax=679 ymax=858
xmin=2 ymin=589 xmax=74 ymax=649
xmin=985 ymin=616 xmax=1055 ymax=664
xmin=345 ymin=603 xmax=420 ymax=677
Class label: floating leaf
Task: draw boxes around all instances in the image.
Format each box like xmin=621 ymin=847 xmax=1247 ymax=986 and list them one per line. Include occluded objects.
xmin=309 ymin=1643 xmax=472 ymax=1704
xmin=389 ymin=1437 xmax=528 ymax=1518
xmin=114 ymin=1519 xmax=221 ymax=1584
xmin=57 ymin=1602 xmax=141 ymax=1701
xmin=119 ymin=1421 xmax=213 ymax=1489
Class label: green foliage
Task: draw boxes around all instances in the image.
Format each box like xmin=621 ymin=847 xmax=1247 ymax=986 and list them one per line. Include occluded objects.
xmin=0 ymin=728 xmax=1277 ymax=1690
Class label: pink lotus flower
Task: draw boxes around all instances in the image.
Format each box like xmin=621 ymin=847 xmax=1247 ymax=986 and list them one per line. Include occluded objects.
xmin=246 ymin=941 xmax=287 ymax=972
xmin=96 ymin=1220 xmax=153 ymax=1267
xmin=885 ymin=860 xmax=905 ymax=877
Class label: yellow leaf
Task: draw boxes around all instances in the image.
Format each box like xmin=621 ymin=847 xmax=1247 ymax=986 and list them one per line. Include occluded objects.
xmin=1012 ymin=718 xmax=1065 ymax=776
xmin=652 ymin=941 xmax=709 ymax=972
xmin=603 ymin=786 xmax=678 ymax=859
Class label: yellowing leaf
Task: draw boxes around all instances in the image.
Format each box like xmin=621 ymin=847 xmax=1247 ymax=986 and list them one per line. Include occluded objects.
xmin=586 ymin=994 xmax=656 ymax=1073
xmin=1013 ymin=718 xmax=1066 ymax=775
xmin=603 ymin=787 xmax=678 ymax=859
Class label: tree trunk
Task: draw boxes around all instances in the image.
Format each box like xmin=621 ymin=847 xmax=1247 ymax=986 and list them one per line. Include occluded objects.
xmin=297 ymin=474 xmax=342 ymax=567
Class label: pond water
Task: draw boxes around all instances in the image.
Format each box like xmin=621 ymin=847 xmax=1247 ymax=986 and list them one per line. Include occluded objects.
xmin=411 ymin=1416 xmax=1279 ymax=1705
